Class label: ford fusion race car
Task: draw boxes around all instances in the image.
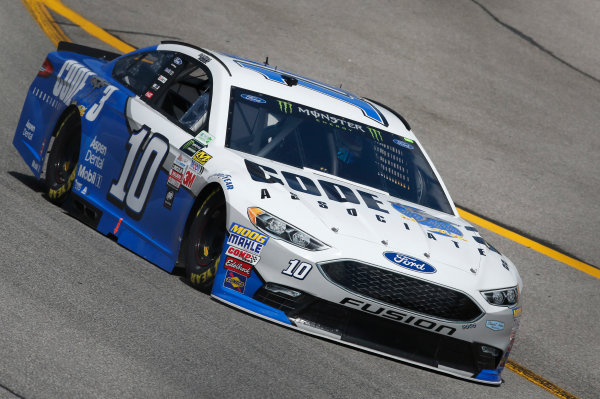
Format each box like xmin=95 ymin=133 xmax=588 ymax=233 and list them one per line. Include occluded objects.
xmin=13 ymin=41 xmax=522 ymax=384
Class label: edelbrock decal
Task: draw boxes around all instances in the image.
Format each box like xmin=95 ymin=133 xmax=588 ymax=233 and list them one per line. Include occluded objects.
xmin=383 ymin=252 xmax=436 ymax=273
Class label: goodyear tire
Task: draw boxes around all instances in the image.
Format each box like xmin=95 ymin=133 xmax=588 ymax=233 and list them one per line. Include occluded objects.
xmin=185 ymin=188 xmax=227 ymax=292
xmin=46 ymin=111 xmax=81 ymax=205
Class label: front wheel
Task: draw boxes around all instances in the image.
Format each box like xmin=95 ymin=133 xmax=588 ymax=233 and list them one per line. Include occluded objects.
xmin=46 ymin=111 xmax=81 ymax=204
xmin=185 ymin=188 xmax=227 ymax=292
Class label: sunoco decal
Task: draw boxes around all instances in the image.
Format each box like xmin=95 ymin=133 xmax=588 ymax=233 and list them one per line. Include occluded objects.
xmin=383 ymin=252 xmax=436 ymax=273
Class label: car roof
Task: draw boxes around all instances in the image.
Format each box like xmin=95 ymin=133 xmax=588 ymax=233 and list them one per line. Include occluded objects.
xmin=158 ymin=41 xmax=413 ymax=139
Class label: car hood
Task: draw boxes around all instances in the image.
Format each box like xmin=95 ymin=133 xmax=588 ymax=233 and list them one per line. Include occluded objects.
xmin=227 ymin=153 xmax=487 ymax=276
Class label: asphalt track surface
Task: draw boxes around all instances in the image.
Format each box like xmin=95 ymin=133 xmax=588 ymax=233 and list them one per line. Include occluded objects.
xmin=1 ymin=1 xmax=598 ymax=398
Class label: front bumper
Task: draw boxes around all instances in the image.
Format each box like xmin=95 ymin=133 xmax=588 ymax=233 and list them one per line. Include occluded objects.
xmin=210 ymin=223 xmax=519 ymax=385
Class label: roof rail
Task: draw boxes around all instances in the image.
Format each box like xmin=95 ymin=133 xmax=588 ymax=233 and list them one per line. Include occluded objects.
xmin=160 ymin=40 xmax=231 ymax=76
xmin=365 ymin=98 xmax=411 ymax=131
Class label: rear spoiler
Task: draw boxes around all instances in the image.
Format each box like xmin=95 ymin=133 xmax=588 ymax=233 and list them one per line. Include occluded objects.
xmin=57 ymin=41 xmax=121 ymax=61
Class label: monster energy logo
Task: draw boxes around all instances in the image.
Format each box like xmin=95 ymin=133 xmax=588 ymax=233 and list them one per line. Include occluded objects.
xmin=278 ymin=100 xmax=293 ymax=114
xmin=368 ymin=127 xmax=383 ymax=141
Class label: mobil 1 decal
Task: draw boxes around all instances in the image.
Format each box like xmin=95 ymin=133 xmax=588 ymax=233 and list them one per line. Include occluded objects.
xmin=108 ymin=125 xmax=169 ymax=219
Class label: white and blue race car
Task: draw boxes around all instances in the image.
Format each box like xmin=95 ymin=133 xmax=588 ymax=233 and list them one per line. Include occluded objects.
xmin=13 ymin=41 xmax=522 ymax=384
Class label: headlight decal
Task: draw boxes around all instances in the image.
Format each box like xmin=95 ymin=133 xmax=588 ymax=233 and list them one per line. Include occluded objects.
xmin=247 ymin=207 xmax=329 ymax=251
xmin=480 ymin=287 xmax=519 ymax=306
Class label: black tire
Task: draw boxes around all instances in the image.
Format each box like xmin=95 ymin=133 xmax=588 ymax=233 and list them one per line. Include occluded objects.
xmin=46 ymin=111 xmax=81 ymax=204
xmin=185 ymin=188 xmax=227 ymax=291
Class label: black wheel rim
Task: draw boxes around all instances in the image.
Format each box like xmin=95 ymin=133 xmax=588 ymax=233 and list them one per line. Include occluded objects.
xmin=192 ymin=200 xmax=226 ymax=267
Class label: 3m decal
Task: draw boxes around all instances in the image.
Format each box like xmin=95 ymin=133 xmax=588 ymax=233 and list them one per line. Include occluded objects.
xmin=192 ymin=150 xmax=212 ymax=165
xmin=383 ymin=252 xmax=437 ymax=273
xmin=53 ymin=60 xmax=95 ymax=105
xmin=108 ymin=126 xmax=169 ymax=218
xmin=235 ymin=59 xmax=385 ymax=125
xmin=223 ymin=270 xmax=247 ymax=293
xmin=282 ymin=259 xmax=312 ymax=280
xmin=182 ymin=170 xmax=197 ymax=189
xmin=224 ymin=256 xmax=252 ymax=277
xmin=86 ymin=85 xmax=118 ymax=122
xmin=225 ymin=246 xmax=260 ymax=265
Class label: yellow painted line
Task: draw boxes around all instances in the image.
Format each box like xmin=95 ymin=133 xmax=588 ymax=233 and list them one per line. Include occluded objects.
xmin=43 ymin=0 xmax=135 ymax=53
xmin=506 ymin=360 xmax=579 ymax=399
xmin=22 ymin=0 xmax=70 ymax=46
xmin=457 ymin=208 xmax=600 ymax=279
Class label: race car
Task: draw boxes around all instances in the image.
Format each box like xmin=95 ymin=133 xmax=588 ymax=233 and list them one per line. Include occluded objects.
xmin=13 ymin=41 xmax=522 ymax=384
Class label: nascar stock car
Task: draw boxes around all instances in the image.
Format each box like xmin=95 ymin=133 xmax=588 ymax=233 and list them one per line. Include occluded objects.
xmin=13 ymin=41 xmax=522 ymax=384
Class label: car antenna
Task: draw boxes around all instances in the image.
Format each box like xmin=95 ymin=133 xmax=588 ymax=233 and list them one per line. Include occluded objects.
xmin=264 ymin=56 xmax=269 ymax=65
xmin=339 ymin=83 xmax=343 ymax=88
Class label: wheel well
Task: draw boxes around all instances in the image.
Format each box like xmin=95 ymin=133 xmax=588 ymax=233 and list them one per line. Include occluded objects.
xmin=45 ymin=106 xmax=81 ymax=173
xmin=175 ymin=182 xmax=225 ymax=269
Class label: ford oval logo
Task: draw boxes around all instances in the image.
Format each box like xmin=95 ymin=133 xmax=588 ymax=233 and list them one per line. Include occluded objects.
xmin=383 ymin=252 xmax=436 ymax=273
xmin=241 ymin=93 xmax=266 ymax=103
xmin=393 ymin=139 xmax=414 ymax=150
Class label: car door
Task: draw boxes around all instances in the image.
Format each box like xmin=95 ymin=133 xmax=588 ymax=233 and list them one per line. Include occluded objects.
xmin=77 ymin=49 xmax=215 ymax=271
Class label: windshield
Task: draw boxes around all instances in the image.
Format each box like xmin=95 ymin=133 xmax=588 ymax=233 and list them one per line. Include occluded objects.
xmin=226 ymin=87 xmax=453 ymax=214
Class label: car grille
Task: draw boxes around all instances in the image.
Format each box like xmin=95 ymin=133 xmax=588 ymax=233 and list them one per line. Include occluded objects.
xmin=319 ymin=260 xmax=483 ymax=322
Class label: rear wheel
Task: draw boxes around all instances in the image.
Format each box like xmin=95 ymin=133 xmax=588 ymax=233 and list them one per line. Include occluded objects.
xmin=185 ymin=188 xmax=227 ymax=291
xmin=46 ymin=111 xmax=81 ymax=204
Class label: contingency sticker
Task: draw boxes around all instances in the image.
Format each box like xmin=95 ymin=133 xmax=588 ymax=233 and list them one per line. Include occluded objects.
xmin=227 ymin=223 xmax=269 ymax=256
xmin=223 ymin=270 xmax=247 ymax=293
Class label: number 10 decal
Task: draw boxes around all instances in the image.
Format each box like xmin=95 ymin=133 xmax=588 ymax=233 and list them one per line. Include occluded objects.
xmin=108 ymin=126 xmax=169 ymax=218
xmin=282 ymin=259 xmax=312 ymax=280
